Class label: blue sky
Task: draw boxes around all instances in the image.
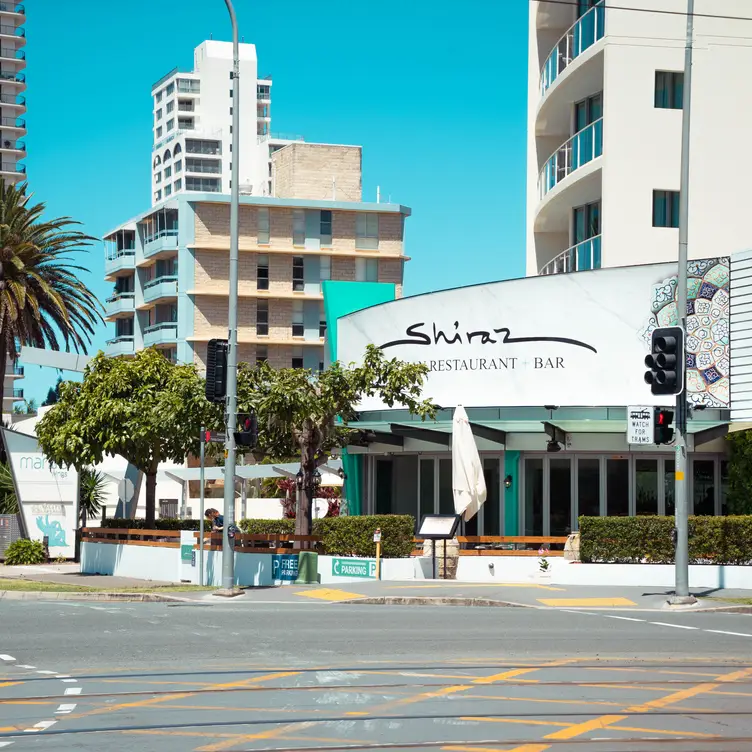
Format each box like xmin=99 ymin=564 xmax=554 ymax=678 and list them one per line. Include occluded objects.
xmin=23 ymin=0 xmax=528 ymax=404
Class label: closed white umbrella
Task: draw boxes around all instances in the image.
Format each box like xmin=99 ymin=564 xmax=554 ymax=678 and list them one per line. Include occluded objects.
xmin=452 ymin=405 xmax=487 ymax=521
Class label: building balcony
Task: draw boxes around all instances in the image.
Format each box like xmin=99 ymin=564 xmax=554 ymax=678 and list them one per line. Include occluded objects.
xmin=0 ymin=92 xmax=23 ymax=107
xmin=105 ymin=250 xmax=135 ymax=277
xmin=540 ymin=1 xmax=605 ymax=98
xmin=539 ymin=235 xmax=602 ymax=276
xmin=0 ymin=160 xmax=23 ymax=176
xmin=105 ymin=292 xmax=135 ymax=319
xmin=0 ymin=23 xmax=23 ymax=37
xmin=106 ymin=336 xmax=135 ymax=357
xmin=0 ymin=47 xmax=22 ymax=62
xmin=143 ymin=276 xmax=178 ymax=305
xmin=0 ymin=69 xmax=23 ymax=86
xmin=11 ymin=387 xmax=22 ymax=399
xmin=0 ymin=138 xmax=23 ymax=154
xmin=538 ymin=119 xmax=602 ymax=201
xmin=0 ymin=4 xmax=24 ymax=15
xmin=185 ymin=161 xmax=221 ymax=174
xmin=0 ymin=115 xmax=24 ymax=129
xmin=143 ymin=229 xmax=178 ymax=259
xmin=6 ymin=362 xmax=22 ymax=378
xmin=143 ymin=322 xmax=178 ymax=348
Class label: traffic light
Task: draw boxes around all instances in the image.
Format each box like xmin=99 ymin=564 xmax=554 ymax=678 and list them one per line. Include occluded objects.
xmin=644 ymin=326 xmax=684 ymax=396
xmin=654 ymin=408 xmax=675 ymax=445
xmin=234 ymin=412 xmax=258 ymax=448
xmin=205 ymin=339 xmax=228 ymax=403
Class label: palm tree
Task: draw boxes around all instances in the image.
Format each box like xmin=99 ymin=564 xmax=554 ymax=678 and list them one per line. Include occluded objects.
xmin=79 ymin=467 xmax=105 ymax=525
xmin=0 ymin=181 xmax=102 ymax=406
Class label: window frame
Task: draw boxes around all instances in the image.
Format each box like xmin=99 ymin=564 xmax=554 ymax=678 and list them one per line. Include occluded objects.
xmin=258 ymin=207 xmax=270 ymax=245
xmin=652 ymin=190 xmax=680 ymax=228
xmin=292 ymin=255 xmax=305 ymax=292
xmin=320 ymin=210 xmax=332 ymax=247
xmin=256 ymin=299 xmax=269 ymax=336
xmin=256 ymin=253 xmax=269 ymax=290
xmin=292 ymin=300 xmax=304 ymax=338
xmin=293 ymin=209 xmax=305 ymax=246
xmin=356 ymin=212 xmax=379 ymax=250
xmin=655 ymin=71 xmax=684 ymax=110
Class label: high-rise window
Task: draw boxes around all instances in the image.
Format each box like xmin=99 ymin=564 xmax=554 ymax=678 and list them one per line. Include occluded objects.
xmin=653 ymin=190 xmax=680 ymax=228
xmin=293 ymin=256 xmax=305 ymax=292
xmin=164 ymin=184 xmax=172 ymax=197
xmin=156 ymin=126 xmax=162 ymax=139
xmin=165 ymin=82 xmax=174 ymax=96
xmin=320 ymin=304 xmax=327 ymax=338
xmin=164 ymin=166 xmax=172 ymax=179
xmin=320 ymin=210 xmax=332 ymax=246
xmin=258 ymin=207 xmax=270 ymax=244
xmin=356 ymin=213 xmax=379 ymax=249
xmin=292 ymin=347 xmax=304 ymax=369
xmin=166 ymin=100 xmax=174 ymax=114
xmin=257 ymin=254 xmax=269 ymax=290
xmin=292 ymin=300 xmax=304 ymax=337
xmin=256 ymin=345 xmax=267 ymax=364
xmin=155 ymin=91 xmax=163 ymax=104
xmin=154 ymin=189 xmax=162 ymax=202
xmin=319 ymin=256 xmax=331 ymax=285
xmin=574 ymin=93 xmax=602 ymax=131
xmin=293 ymin=209 xmax=305 ymax=246
xmin=256 ymin=300 xmax=269 ymax=336
xmin=155 ymin=172 xmax=162 ymax=184
xmin=166 ymin=119 xmax=174 ymax=132
xmin=155 ymin=108 xmax=162 ymax=121
xmin=356 ymin=258 xmax=379 ymax=282
xmin=174 ymin=160 xmax=182 ymax=173
xmin=174 ymin=178 xmax=182 ymax=191
xmin=655 ymin=71 xmax=684 ymax=109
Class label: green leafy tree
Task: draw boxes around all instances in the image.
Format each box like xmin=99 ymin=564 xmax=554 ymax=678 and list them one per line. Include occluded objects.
xmin=237 ymin=345 xmax=437 ymax=536
xmin=726 ymin=430 xmax=752 ymax=514
xmin=42 ymin=376 xmax=64 ymax=407
xmin=79 ymin=467 xmax=106 ymax=525
xmin=35 ymin=349 xmax=222 ymax=525
xmin=0 ymin=181 xmax=102 ymax=405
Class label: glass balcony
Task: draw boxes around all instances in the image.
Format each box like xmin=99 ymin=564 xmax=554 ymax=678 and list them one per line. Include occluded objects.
xmin=143 ymin=322 xmax=178 ymax=348
xmin=11 ymin=387 xmax=22 ymax=399
xmin=106 ymin=336 xmax=135 ymax=357
xmin=538 ymin=118 xmax=603 ymax=200
xmin=0 ymin=93 xmax=23 ymax=105
xmin=0 ymin=70 xmax=23 ymax=82
xmin=540 ymin=1 xmax=605 ymax=97
xmin=143 ymin=276 xmax=178 ymax=304
xmin=143 ymin=228 xmax=178 ymax=258
xmin=105 ymin=249 xmax=135 ymax=276
xmin=0 ymin=4 xmax=25 ymax=13
xmin=0 ymin=116 xmax=23 ymax=127
xmin=0 ymin=139 xmax=23 ymax=150
xmin=539 ymin=235 xmax=602 ymax=276
xmin=0 ymin=47 xmax=22 ymax=59
xmin=0 ymin=24 xmax=22 ymax=36
xmin=0 ymin=160 xmax=23 ymax=173
xmin=9 ymin=362 xmax=23 ymax=377
xmin=105 ymin=292 xmax=135 ymax=318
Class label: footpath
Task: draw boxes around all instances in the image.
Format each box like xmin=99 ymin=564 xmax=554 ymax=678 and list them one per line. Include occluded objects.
xmin=2 ymin=563 xmax=752 ymax=611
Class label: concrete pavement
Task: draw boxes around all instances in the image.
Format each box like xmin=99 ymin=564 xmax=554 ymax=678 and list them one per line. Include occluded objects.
xmin=1 ymin=600 xmax=752 ymax=750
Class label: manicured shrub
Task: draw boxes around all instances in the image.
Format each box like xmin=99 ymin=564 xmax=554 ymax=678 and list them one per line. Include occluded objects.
xmin=579 ymin=515 xmax=752 ymax=565
xmin=313 ymin=515 xmax=414 ymax=558
xmin=238 ymin=519 xmax=294 ymax=535
xmin=99 ymin=518 xmax=209 ymax=531
xmin=4 ymin=538 xmax=46 ymax=565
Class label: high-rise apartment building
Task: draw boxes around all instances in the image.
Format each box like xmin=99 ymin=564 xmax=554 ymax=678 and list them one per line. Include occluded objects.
xmin=151 ymin=41 xmax=301 ymax=206
xmin=0 ymin=1 xmax=25 ymax=184
xmin=105 ymin=143 xmax=409 ymax=370
xmin=527 ymin=0 xmax=752 ymax=277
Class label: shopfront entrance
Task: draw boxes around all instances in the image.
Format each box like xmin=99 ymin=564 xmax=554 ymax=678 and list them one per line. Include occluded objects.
xmin=521 ymin=453 xmax=728 ymax=536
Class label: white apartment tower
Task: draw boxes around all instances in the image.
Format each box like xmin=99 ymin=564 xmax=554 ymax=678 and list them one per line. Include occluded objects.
xmin=527 ymin=0 xmax=752 ymax=277
xmin=0 ymin=1 xmax=25 ymax=184
xmin=151 ymin=41 xmax=298 ymax=206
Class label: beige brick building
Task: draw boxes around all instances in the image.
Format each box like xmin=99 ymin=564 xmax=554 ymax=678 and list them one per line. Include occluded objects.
xmin=103 ymin=146 xmax=410 ymax=372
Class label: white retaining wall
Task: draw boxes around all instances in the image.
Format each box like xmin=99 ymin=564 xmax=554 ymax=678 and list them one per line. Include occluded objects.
xmin=457 ymin=556 xmax=752 ymax=589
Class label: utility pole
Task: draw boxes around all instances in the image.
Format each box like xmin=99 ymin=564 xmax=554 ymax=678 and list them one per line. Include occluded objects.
xmin=216 ymin=0 xmax=242 ymax=596
xmin=671 ymin=0 xmax=696 ymax=605
xmin=199 ymin=427 xmax=205 ymax=588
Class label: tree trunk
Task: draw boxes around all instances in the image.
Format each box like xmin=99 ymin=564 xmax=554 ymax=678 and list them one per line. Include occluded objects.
xmin=295 ymin=442 xmax=317 ymax=542
xmin=145 ymin=471 xmax=157 ymax=527
xmin=0 ymin=345 xmax=7 ymax=420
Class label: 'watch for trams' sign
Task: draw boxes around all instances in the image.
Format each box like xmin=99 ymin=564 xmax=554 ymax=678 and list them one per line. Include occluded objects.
xmin=337 ymin=259 xmax=730 ymax=410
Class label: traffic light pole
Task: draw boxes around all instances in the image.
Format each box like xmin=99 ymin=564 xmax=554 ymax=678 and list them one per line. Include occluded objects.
xmin=216 ymin=0 xmax=242 ymax=597
xmin=671 ymin=0 xmax=696 ymax=605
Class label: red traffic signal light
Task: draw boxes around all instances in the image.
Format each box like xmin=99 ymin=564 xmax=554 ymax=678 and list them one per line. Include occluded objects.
xmin=234 ymin=412 xmax=258 ymax=448
xmin=654 ymin=408 xmax=675 ymax=445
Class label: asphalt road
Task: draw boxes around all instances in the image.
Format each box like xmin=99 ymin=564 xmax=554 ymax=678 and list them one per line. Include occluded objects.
xmin=2 ymin=600 xmax=752 ymax=751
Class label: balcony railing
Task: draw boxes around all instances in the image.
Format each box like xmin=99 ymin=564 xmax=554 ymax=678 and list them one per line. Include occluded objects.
xmin=0 ymin=115 xmax=23 ymax=127
xmin=0 ymin=47 xmax=22 ymax=59
xmin=0 ymin=4 xmax=24 ymax=13
xmin=539 ymin=235 xmax=602 ymax=276
xmin=177 ymin=81 xmax=200 ymax=94
xmin=0 ymin=139 xmax=23 ymax=150
xmin=12 ymin=387 xmax=22 ymax=399
xmin=178 ymin=103 xmax=194 ymax=112
xmin=0 ymin=93 xmax=22 ymax=105
xmin=144 ymin=275 xmax=177 ymax=290
xmin=186 ymin=143 xmax=221 ymax=156
xmin=540 ymin=1 xmax=605 ymax=97
xmin=0 ymin=161 xmax=24 ymax=173
xmin=538 ymin=118 xmax=603 ymax=200
xmin=185 ymin=161 xmax=221 ymax=174
xmin=0 ymin=70 xmax=23 ymax=82
xmin=0 ymin=24 xmax=23 ymax=35
xmin=11 ymin=363 xmax=22 ymax=376
xmin=106 ymin=292 xmax=135 ymax=303
xmin=106 ymin=248 xmax=135 ymax=262
xmin=143 ymin=228 xmax=178 ymax=246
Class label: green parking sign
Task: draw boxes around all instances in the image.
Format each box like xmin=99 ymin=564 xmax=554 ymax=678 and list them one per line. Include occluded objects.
xmin=331 ymin=557 xmax=376 ymax=579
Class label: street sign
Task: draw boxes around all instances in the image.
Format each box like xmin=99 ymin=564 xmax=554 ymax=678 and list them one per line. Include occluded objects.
xmin=331 ymin=557 xmax=376 ymax=579
xmin=206 ymin=431 xmax=226 ymax=443
xmin=373 ymin=528 xmax=381 ymax=543
xmin=627 ymin=405 xmax=654 ymax=445
xmin=180 ymin=543 xmax=193 ymax=562
xmin=272 ymin=554 xmax=299 ymax=582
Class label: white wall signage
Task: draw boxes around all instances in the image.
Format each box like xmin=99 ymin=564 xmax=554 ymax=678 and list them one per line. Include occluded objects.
xmin=627 ymin=406 xmax=654 ymax=445
xmin=337 ymin=259 xmax=730 ymax=410
xmin=1 ymin=428 xmax=78 ymax=558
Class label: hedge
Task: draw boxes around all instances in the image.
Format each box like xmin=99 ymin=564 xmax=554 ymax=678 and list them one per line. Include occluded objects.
xmin=579 ymin=515 xmax=752 ymax=565
xmin=100 ymin=518 xmax=210 ymax=531
xmin=239 ymin=515 xmax=415 ymax=558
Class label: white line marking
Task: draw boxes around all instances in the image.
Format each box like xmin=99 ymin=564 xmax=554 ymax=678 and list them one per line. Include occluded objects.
xmin=0 ymin=741 xmax=14 ymax=747
xmin=64 ymin=687 xmax=82 ymax=695
xmin=705 ymin=629 xmax=752 ymax=637
xmin=22 ymin=729 xmax=40 ymax=733
xmin=602 ymin=615 xmax=645 ymax=622
xmin=649 ymin=622 xmax=699 ymax=630
xmin=61 ymin=678 xmax=77 ymax=683
xmin=0 ymin=655 xmax=15 ymax=661
xmin=33 ymin=720 xmax=56 ymax=729
xmin=55 ymin=704 xmax=76 ymax=713
xmin=17 ymin=665 xmax=35 ymax=669
xmin=560 ymin=610 xmax=599 ymax=616
xmin=55 ymin=674 xmax=71 ymax=678
xmin=35 ymin=670 xmax=57 ymax=675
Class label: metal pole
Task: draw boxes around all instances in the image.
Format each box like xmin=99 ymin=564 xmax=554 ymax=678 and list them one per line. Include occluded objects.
xmin=218 ymin=0 xmax=242 ymax=595
xmin=671 ymin=0 xmax=696 ymax=605
xmin=199 ymin=427 xmax=205 ymax=588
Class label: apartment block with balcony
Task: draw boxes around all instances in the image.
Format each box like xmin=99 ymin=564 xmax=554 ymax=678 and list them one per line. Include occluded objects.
xmin=527 ymin=0 xmax=752 ymax=277
xmin=105 ymin=146 xmax=409 ymax=371
xmin=0 ymin=2 xmax=25 ymax=183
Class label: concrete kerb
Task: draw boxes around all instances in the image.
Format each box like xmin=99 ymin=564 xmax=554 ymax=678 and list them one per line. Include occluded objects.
xmin=0 ymin=590 xmax=192 ymax=603
xmin=338 ymin=596 xmax=532 ymax=608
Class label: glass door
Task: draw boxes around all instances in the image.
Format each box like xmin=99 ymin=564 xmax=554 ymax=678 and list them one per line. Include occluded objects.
xmin=549 ymin=458 xmax=572 ymax=536
xmin=524 ymin=458 xmax=544 ymax=536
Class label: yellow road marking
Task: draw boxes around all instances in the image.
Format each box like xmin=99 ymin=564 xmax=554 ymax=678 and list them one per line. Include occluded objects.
xmin=717 ymin=667 xmax=752 ymax=683
xmin=616 ymin=725 xmax=716 ymax=738
xmin=387 ymin=584 xmax=566 ymax=592
xmin=444 ymin=747 xmax=519 ymax=752
xmin=0 ymin=681 xmax=21 ymax=688
xmin=461 ymin=716 xmax=571 ymax=729
xmin=537 ymin=597 xmax=636 ymax=607
xmin=293 ymin=588 xmax=365 ymax=601
xmin=545 ymin=714 xmax=627 ymax=740
xmin=195 ymin=720 xmax=317 ymax=751
xmin=472 ymin=668 xmax=541 ymax=686
xmin=585 ymin=666 xmax=720 ymax=678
